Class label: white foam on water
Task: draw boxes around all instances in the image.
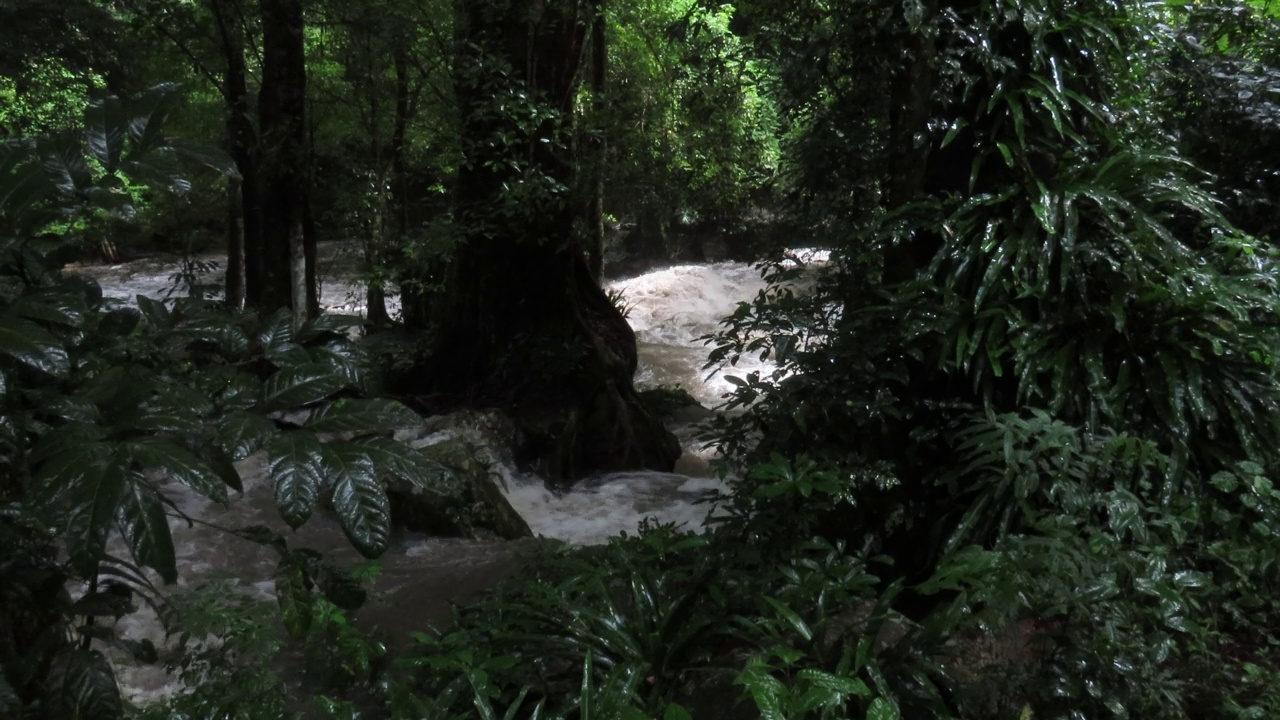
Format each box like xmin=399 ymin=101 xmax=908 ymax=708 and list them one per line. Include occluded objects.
xmin=70 ymin=243 xmax=827 ymax=705
xmin=502 ymin=471 xmax=724 ymax=546
xmin=66 ymin=242 xmax=403 ymax=318
xmin=608 ymin=261 xmax=769 ymax=347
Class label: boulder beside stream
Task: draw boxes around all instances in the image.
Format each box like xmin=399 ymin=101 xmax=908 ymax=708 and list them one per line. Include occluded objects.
xmin=638 ymin=386 xmax=715 ymax=424
xmin=386 ymin=436 xmax=532 ymax=540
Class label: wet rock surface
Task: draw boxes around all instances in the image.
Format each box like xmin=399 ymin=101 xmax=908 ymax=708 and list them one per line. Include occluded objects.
xmin=387 ymin=436 xmax=532 ymax=540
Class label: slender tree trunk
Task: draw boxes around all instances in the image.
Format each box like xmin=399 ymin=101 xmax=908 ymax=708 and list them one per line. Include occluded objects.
xmin=366 ymin=47 xmax=410 ymax=329
xmin=427 ymin=0 xmax=679 ymax=483
xmin=225 ymin=177 xmax=245 ymax=307
xmin=304 ymin=198 xmax=319 ymax=317
xmin=211 ymin=0 xmax=260 ymax=306
xmin=586 ymin=0 xmax=607 ymax=281
xmin=258 ymin=0 xmax=310 ymax=318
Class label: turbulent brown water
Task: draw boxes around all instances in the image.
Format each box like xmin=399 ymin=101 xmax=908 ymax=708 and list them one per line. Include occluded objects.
xmin=66 ymin=242 xmax=824 ymax=705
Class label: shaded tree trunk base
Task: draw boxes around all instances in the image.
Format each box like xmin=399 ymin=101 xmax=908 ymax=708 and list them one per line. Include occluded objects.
xmin=407 ymin=256 xmax=680 ymax=485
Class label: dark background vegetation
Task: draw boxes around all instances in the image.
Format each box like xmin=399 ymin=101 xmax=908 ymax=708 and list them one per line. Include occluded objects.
xmin=2 ymin=0 xmax=1280 ymax=718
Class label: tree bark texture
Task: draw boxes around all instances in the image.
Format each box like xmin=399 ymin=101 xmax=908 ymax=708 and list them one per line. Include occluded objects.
xmin=224 ymin=176 xmax=244 ymax=308
xmin=586 ymin=0 xmax=607 ymax=280
xmin=211 ymin=0 xmax=259 ymax=307
xmin=257 ymin=0 xmax=310 ymax=317
xmin=431 ymin=0 xmax=679 ymax=483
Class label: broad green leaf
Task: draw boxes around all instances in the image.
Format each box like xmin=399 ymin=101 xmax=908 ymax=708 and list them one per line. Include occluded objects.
xmin=167 ymin=138 xmax=240 ymax=178
xmin=737 ymin=660 xmax=786 ymax=720
xmin=0 ymin=154 xmax=58 ymax=235
xmin=763 ymin=596 xmax=813 ymax=641
xmin=867 ymin=696 xmax=900 ymax=720
xmin=29 ymin=425 xmax=107 ymax=469
xmin=259 ymin=362 xmax=346 ymax=411
xmin=127 ymin=437 xmax=227 ymax=502
xmin=60 ymin=452 xmax=128 ymax=578
xmin=795 ymin=685 xmax=844 ymax=713
xmin=216 ymin=411 xmax=278 ymax=460
xmin=266 ymin=341 xmax=311 ymax=368
xmin=126 ymin=83 xmax=182 ymax=156
xmin=324 ymin=445 xmax=390 ymax=558
xmin=46 ymin=650 xmax=123 ymax=720
xmin=297 ymin=313 xmax=365 ymax=342
xmin=39 ymin=394 xmax=101 ymax=423
xmin=99 ymin=307 xmax=142 ymax=336
xmin=37 ymin=135 xmax=92 ymax=194
xmin=306 ymin=398 xmax=422 ymax=433
xmin=267 ymin=431 xmax=325 ymax=528
xmin=353 ymin=436 xmax=455 ymax=486
xmin=132 ymin=389 xmax=209 ymax=434
xmin=174 ymin=316 xmax=250 ymax=360
xmin=795 ymin=668 xmax=871 ymax=697
xmin=82 ymin=364 xmax=156 ymax=416
xmin=12 ymin=291 xmax=87 ymax=328
xmin=200 ymin=445 xmax=244 ymax=493
xmin=258 ymin=307 xmax=295 ymax=352
xmin=275 ymin=560 xmax=313 ymax=638
xmin=85 ymin=90 xmax=128 ymax=171
xmin=312 ymin=341 xmax=372 ymax=390
xmin=117 ymin=479 xmax=177 ymax=584
xmin=136 ymin=295 xmax=171 ymax=330
xmin=211 ymin=371 xmax=261 ymax=412
xmin=0 ymin=316 xmax=69 ymax=376
xmin=663 ymin=704 xmax=694 ymax=720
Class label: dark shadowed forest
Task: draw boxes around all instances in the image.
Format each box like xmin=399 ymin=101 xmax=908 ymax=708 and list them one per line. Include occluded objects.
xmin=3 ymin=1 xmax=1280 ymax=718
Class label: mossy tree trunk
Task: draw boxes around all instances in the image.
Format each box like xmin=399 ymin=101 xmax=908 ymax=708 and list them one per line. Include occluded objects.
xmin=428 ymin=0 xmax=680 ymax=483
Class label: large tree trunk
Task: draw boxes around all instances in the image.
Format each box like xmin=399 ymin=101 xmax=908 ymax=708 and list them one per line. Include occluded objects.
xmin=257 ymin=0 xmax=311 ymax=317
xmin=211 ymin=0 xmax=262 ymax=306
xmin=429 ymin=0 xmax=679 ymax=483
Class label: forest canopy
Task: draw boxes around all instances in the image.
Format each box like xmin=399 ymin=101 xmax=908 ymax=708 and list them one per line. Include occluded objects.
xmin=2 ymin=0 xmax=1280 ymax=718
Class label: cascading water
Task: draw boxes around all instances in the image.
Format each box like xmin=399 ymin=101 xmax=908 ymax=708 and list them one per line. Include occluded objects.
xmin=65 ymin=243 xmax=802 ymax=704
xmin=68 ymin=246 xmax=775 ymax=543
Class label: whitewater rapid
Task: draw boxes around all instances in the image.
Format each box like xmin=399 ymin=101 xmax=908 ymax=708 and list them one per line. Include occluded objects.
xmin=67 ymin=244 xmax=781 ymax=544
xmin=66 ymin=242 xmax=817 ymax=705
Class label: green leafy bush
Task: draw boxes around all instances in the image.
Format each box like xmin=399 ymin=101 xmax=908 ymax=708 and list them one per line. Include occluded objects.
xmin=0 ymin=86 xmax=440 ymax=718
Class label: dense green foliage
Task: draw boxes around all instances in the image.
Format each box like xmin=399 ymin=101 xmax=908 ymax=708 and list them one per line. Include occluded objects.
xmin=2 ymin=0 xmax=1280 ymax=719
xmin=0 ymin=90 xmax=452 ymax=718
